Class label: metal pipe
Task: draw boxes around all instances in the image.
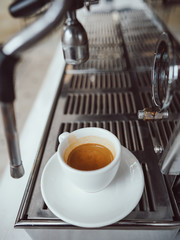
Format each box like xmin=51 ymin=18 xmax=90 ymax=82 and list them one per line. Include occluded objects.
xmin=0 ymin=0 xmax=74 ymax=178
xmin=1 ymin=103 xmax=24 ymax=178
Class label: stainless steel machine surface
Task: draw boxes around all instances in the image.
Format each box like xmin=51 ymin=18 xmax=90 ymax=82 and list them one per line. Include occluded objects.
xmin=14 ymin=2 xmax=180 ymax=240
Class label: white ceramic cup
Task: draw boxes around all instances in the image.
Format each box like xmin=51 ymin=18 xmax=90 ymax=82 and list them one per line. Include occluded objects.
xmin=57 ymin=127 xmax=121 ymax=192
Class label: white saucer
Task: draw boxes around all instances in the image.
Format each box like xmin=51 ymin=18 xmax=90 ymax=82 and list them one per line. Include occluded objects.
xmin=41 ymin=146 xmax=144 ymax=228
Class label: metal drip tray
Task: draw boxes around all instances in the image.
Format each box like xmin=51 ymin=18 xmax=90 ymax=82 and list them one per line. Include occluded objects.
xmin=16 ymin=6 xmax=180 ymax=236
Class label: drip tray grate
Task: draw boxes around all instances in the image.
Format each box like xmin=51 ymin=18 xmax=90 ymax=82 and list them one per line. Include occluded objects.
xmin=63 ymin=92 xmax=136 ymax=115
xmin=16 ymin=9 xmax=180 ymax=229
xmin=68 ymin=72 xmax=132 ymax=90
xmin=57 ymin=121 xmax=144 ymax=152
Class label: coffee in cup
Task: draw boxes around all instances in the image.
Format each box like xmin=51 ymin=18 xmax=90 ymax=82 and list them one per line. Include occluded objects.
xmin=66 ymin=143 xmax=114 ymax=171
xmin=57 ymin=127 xmax=121 ymax=192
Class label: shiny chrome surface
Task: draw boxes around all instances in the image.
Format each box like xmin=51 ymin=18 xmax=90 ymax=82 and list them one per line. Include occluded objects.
xmin=61 ymin=10 xmax=89 ymax=64
xmin=1 ymin=103 xmax=24 ymax=178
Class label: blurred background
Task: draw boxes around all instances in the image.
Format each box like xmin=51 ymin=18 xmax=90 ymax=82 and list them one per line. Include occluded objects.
xmin=145 ymin=0 xmax=180 ymax=42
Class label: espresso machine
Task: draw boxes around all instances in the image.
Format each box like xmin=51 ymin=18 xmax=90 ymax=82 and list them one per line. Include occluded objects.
xmin=1 ymin=0 xmax=180 ymax=239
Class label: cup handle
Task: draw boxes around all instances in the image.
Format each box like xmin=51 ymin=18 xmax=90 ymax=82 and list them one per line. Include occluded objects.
xmin=58 ymin=132 xmax=70 ymax=144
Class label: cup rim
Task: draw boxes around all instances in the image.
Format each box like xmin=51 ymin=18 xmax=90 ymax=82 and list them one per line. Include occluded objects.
xmin=57 ymin=127 xmax=121 ymax=174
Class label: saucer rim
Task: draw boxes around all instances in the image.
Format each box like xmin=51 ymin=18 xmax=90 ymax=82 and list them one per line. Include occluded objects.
xmin=41 ymin=146 xmax=144 ymax=228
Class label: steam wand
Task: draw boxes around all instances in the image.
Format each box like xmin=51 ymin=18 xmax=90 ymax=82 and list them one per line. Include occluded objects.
xmin=0 ymin=0 xmax=75 ymax=178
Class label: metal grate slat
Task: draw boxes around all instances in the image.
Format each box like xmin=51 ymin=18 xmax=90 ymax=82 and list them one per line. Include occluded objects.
xmin=64 ymin=93 xmax=136 ymax=115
